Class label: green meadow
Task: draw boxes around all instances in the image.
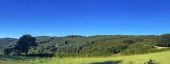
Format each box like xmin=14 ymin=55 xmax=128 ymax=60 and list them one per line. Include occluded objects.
xmin=1 ymin=50 xmax=170 ymax=64
xmin=48 ymin=50 xmax=170 ymax=64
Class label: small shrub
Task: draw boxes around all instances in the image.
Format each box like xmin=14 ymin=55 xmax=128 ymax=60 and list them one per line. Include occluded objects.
xmin=144 ymin=59 xmax=159 ymax=64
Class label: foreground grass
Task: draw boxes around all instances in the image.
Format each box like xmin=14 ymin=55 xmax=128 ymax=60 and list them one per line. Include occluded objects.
xmin=1 ymin=50 xmax=170 ymax=64
xmin=0 ymin=55 xmax=33 ymax=64
xmin=48 ymin=50 xmax=170 ymax=64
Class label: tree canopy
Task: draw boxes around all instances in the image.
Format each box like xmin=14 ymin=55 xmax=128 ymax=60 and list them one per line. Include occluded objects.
xmin=14 ymin=35 xmax=37 ymax=55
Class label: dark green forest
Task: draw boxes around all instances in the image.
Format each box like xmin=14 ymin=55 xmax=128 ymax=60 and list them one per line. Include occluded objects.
xmin=0 ymin=34 xmax=170 ymax=57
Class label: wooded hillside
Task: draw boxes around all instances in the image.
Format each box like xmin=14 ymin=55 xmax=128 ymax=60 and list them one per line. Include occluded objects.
xmin=0 ymin=34 xmax=169 ymax=57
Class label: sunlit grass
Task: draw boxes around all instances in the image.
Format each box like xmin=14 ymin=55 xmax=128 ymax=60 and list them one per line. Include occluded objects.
xmin=1 ymin=50 xmax=170 ymax=64
xmin=46 ymin=50 xmax=170 ymax=64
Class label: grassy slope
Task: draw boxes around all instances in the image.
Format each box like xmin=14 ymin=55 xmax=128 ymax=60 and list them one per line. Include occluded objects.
xmin=50 ymin=50 xmax=170 ymax=64
xmin=1 ymin=50 xmax=170 ymax=64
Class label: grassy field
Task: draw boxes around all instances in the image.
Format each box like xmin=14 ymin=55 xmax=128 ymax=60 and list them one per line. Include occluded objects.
xmin=1 ymin=50 xmax=170 ymax=64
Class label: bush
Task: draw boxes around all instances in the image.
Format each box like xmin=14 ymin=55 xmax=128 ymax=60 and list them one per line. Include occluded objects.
xmin=144 ymin=59 xmax=159 ymax=64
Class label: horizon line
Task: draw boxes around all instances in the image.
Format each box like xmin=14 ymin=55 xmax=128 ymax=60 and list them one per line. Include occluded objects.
xmin=0 ymin=33 xmax=167 ymax=38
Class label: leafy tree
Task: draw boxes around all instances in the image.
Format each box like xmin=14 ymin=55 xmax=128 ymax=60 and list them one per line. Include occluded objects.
xmin=14 ymin=35 xmax=37 ymax=55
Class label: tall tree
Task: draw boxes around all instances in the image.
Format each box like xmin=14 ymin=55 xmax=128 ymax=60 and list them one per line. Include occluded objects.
xmin=15 ymin=35 xmax=37 ymax=55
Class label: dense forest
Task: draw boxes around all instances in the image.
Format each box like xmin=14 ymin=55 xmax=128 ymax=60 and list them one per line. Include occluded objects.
xmin=0 ymin=34 xmax=170 ymax=57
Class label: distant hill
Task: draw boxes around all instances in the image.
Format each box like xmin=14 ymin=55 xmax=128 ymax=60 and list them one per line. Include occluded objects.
xmin=0 ymin=38 xmax=17 ymax=49
xmin=0 ymin=35 xmax=162 ymax=56
xmin=0 ymin=38 xmax=17 ymax=54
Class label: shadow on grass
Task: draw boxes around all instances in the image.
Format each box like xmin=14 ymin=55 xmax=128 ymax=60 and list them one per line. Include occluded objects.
xmin=90 ymin=60 xmax=122 ymax=64
xmin=0 ymin=55 xmax=33 ymax=61
xmin=27 ymin=54 xmax=54 ymax=57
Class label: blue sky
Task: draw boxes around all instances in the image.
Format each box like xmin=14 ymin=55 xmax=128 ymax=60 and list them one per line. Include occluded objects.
xmin=0 ymin=0 xmax=170 ymax=38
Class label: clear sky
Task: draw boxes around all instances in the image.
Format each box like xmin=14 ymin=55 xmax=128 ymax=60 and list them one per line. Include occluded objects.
xmin=0 ymin=0 xmax=170 ymax=38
